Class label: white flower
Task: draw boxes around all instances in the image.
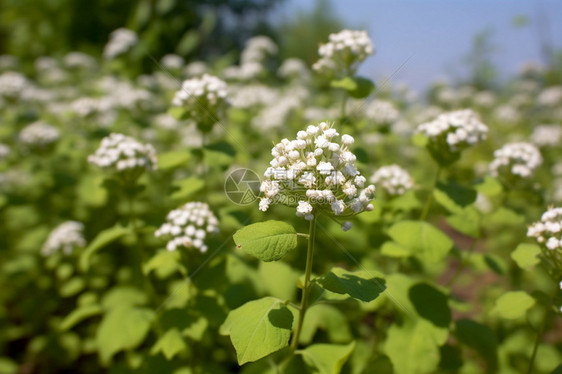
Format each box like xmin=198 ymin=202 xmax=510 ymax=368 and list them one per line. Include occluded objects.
xmin=417 ymin=109 xmax=488 ymax=153
xmin=341 ymin=221 xmax=353 ymax=231
xmin=241 ymin=36 xmax=278 ymax=65
xmin=365 ymin=100 xmax=399 ymax=126
xmin=161 ymin=54 xmax=185 ymax=70
xmin=530 ymin=125 xmax=562 ymax=147
xmin=88 ymin=133 xmax=157 ymax=174
xmin=370 ymin=165 xmax=414 ymax=196
xmin=528 ymin=207 xmax=562 ymax=256
xmin=103 ymin=28 xmax=138 ymax=60
xmin=313 ymin=30 xmax=374 ymax=76
xmin=0 ymin=71 xmax=29 ymax=99
xmin=0 ymin=143 xmax=11 ymax=159
xmin=184 ymin=61 xmax=207 ymax=77
xmin=259 ymin=122 xmax=376 ymax=228
xmin=42 ymin=221 xmax=86 ymax=256
xmin=155 ymin=202 xmax=219 ymax=252
xmin=489 ymin=142 xmax=542 ymax=181
xmin=19 ymin=121 xmax=59 ymax=148
xmin=63 ymin=52 xmax=97 ymax=69
xmin=172 ymin=74 xmax=228 ymax=126
xmin=278 ymin=58 xmax=310 ymax=81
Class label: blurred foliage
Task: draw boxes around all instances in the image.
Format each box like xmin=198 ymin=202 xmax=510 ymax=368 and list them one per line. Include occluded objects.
xmin=0 ymin=0 xmax=283 ymax=67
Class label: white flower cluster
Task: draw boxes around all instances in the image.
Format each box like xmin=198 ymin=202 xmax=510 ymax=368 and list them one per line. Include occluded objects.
xmin=313 ymin=30 xmax=374 ymax=75
xmin=494 ymin=105 xmax=521 ymax=124
xmin=366 ymin=100 xmax=400 ymax=126
xmin=63 ymin=52 xmax=97 ymax=70
xmin=259 ymin=122 xmax=375 ymax=229
xmin=489 ymin=142 xmax=542 ymax=180
xmin=531 ymin=125 xmax=562 ymax=147
xmin=278 ymin=58 xmax=310 ymax=81
xmin=161 ymin=54 xmax=185 ymax=70
xmin=370 ymin=165 xmax=414 ymax=196
xmin=537 ymin=86 xmax=562 ymax=107
xmin=184 ymin=61 xmax=207 ymax=77
xmin=0 ymin=143 xmax=10 ymax=159
xmin=241 ymin=36 xmax=278 ymax=64
xmin=0 ymin=71 xmax=29 ymax=99
xmin=42 ymin=221 xmax=86 ymax=256
xmin=172 ymin=74 xmax=228 ymax=117
xmin=88 ymin=133 xmax=157 ymax=173
xmin=527 ymin=207 xmax=562 ymax=251
xmin=417 ymin=109 xmax=488 ymax=152
xmin=155 ymin=202 xmax=219 ymax=252
xmin=19 ymin=121 xmax=60 ymax=147
xmin=103 ymin=28 xmax=138 ymax=60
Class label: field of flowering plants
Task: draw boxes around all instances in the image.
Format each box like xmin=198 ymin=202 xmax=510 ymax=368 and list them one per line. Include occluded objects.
xmin=2 ymin=19 xmax=562 ymax=374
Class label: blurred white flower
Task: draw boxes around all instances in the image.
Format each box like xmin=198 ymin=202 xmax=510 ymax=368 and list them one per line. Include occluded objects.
xmin=494 ymin=105 xmax=521 ymax=124
xmin=155 ymin=202 xmax=219 ymax=252
xmin=531 ymin=125 xmax=562 ymax=147
xmin=241 ymin=36 xmax=278 ymax=65
xmin=88 ymin=133 xmax=157 ymax=174
xmin=103 ymin=28 xmax=138 ymax=60
xmin=366 ymin=100 xmax=400 ymax=126
xmin=63 ymin=52 xmax=97 ymax=70
xmin=42 ymin=221 xmax=86 ymax=256
xmin=489 ymin=142 xmax=542 ymax=180
xmin=161 ymin=54 xmax=185 ymax=70
xmin=0 ymin=143 xmax=10 ymax=159
xmin=184 ymin=61 xmax=207 ymax=77
xmin=0 ymin=71 xmax=29 ymax=99
xmin=259 ymin=122 xmax=375 ymax=226
xmin=370 ymin=165 xmax=414 ymax=196
xmin=537 ymin=86 xmax=562 ymax=107
xmin=19 ymin=121 xmax=60 ymax=148
xmin=172 ymin=74 xmax=228 ymax=110
xmin=278 ymin=58 xmax=310 ymax=81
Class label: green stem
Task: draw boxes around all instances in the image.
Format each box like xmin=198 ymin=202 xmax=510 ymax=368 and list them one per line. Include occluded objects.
xmin=419 ymin=166 xmax=442 ymax=221
xmin=527 ymin=318 xmax=544 ymax=374
xmin=290 ymin=215 xmax=317 ymax=351
xmin=340 ymin=93 xmax=348 ymax=121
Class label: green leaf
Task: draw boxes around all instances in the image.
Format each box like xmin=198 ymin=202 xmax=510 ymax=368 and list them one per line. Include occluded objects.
xmin=387 ymin=221 xmax=454 ymax=264
xmin=446 ymin=207 xmax=481 ymax=238
xmin=474 ymin=176 xmax=502 ymax=196
xmin=151 ymin=328 xmax=188 ymax=360
xmin=143 ymin=250 xmax=184 ymax=279
xmin=233 ymin=221 xmax=298 ymax=262
xmin=348 ymin=77 xmax=375 ymax=99
xmin=331 ymin=77 xmax=357 ymax=91
xmin=434 ymin=181 xmax=477 ymax=214
xmin=96 ymin=305 xmax=154 ymax=365
xmin=60 ymin=304 xmax=103 ymax=331
xmin=170 ymin=177 xmax=205 ymax=200
xmin=299 ymin=342 xmax=355 ymax=374
xmin=381 ymin=241 xmax=411 ymax=258
xmin=0 ymin=357 xmax=17 ymax=374
xmin=300 ymin=304 xmax=352 ymax=345
xmin=314 ymin=267 xmax=386 ymax=303
xmin=219 ymin=297 xmax=294 ymax=365
xmin=511 ymin=243 xmax=541 ymax=270
xmin=258 ymin=262 xmax=300 ymax=301
xmin=384 ymin=319 xmax=447 ymax=374
xmin=454 ymin=319 xmax=497 ymax=369
xmin=158 ymin=150 xmax=191 ymax=170
xmin=80 ymin=226 xmax=130 ymax=272
xmin=101 ymin=286 xmax=147 ymax=310
xmin=59 ymin=277 xmax=85 ymax=298
xmin=409 ymin=282 xmax=451 ymax=328
xmin=492 ymin=291 xmax=535 ymax=320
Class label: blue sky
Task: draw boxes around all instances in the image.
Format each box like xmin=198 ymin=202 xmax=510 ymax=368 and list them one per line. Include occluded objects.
xmin=277 ymin=0 xmax=562 ymax=91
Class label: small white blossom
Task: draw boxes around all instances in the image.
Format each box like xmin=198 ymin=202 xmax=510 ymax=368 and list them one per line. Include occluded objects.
xmin=528 ymin=207 xmax=562 ymax=271
xmin=161 ymin=54 xmax=185 ymax=70
xmin=0 ymin=143 xmax=10 ymax=159
xmin=155 ymin=202 xmax=219 ymax=253
xmin=19 ymin=121 xmax=59 ymax=148
xmin=313 ymin=30 xmax=374 ymax=76
xmin=42 ymin=221 xmax=86 ymax=256
xmin=370 ymin=165 xmax=414 ymax=196
xmin=366 ymin=100 xmax=399 ymax=126
xmin=530 ymin=125 xmax=562 ymax=147
xmin=103 ymin=28 xmax=138 ymax=60
xmin=417 ymin=109 xmax=488 ymax=153
xmin=278 ymin=58 xmax=310 ymax=81
xmin=0 ymin=71 xmax=29 ymax=99
xmin=88 ymin=133 xmax=157 ymax=174
xmin=489 ymin=142 xmax=542 ymax=181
